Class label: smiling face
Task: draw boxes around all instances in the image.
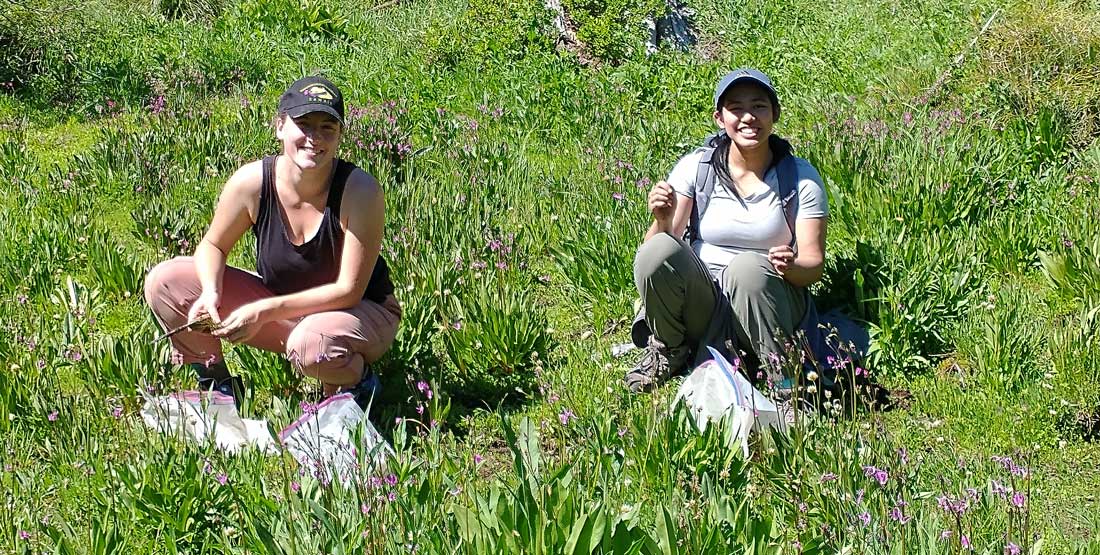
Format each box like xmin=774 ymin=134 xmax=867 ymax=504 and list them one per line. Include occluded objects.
xmin=276 ymin=111 xmax=342 ymax=170
xmin=713 ymin=82 xmax=775 ymax=151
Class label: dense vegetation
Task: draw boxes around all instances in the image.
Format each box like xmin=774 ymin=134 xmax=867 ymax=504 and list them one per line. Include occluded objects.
xmin=1 ymin=0 xmax=1098 ymax=552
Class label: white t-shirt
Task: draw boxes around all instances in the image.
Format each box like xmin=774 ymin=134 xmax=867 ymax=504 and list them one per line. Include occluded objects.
xmin=668 ymin=149 xmax=829 ymax=276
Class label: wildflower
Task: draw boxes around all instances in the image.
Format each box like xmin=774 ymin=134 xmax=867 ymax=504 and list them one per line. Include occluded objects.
xmin=290 ymin=481 xmax=300 ymax=493
xmin=1011 ymin=491 xmax=1026 ymax=509
xmin=216 ymin=473 xmax=228 ymax=485
xmin=385 ymin=474 xmax=398 ymax=486
xmin=18 ymin=530 xmax=30 ymax=540
xmin=940 ymin=530 xmax=953 ymax=540
xmin=452 ymin=321 xmax=463 ymax=330
xmin=819 ymin=472 xmax=838 ymax=483
xmin=448 ymin=486 xmax=462 ymax=496
xmin=47 ymin=411 xmax=58 ymax=422
xmin=36 ymin=359 xmax=45 ymax=370
xmin=387 ymin=491 xmax=397 ymax=502
xmin=415 ymin=404 xmax=424 ymax=415
xmin=361 ymin=503 xmax=370 ymax=514
xmin=617 ymin=427 xmax=627 ymax=438
xmin=17 ymin=294 xmax=28 ymax=304
xmin=862 ymin=466 xmax=888 ymax=486
xmin=202 ymin=460 xmax=213 ymax=474
xmin=558 ymin=408 xmax=575 ymax=425
xmin=961 ymin=535 xmax=972 ymax=550
xmin=611 ymin=192 xmax=624 ymax=201
xmin=1005 ymin=543 xmax=1021 ymax=555
xmin=806 ymin=370 xmax=819 ymax=382
xmin=111 ymin=406 xmax=123 ymax=418
xmin=889 ymin=506 xmax=911 ymax=524
xmin=416 ymin=380 xmax=433 ymax=400
xmin=299 ymin=401 xmax=317 ymax=415
xmin=857 ymin=512 xmax=871 ymax=526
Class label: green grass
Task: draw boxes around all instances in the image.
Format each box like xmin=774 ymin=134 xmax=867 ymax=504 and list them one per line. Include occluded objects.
xmin=1 ymin=0 xmax=1100 ymax=552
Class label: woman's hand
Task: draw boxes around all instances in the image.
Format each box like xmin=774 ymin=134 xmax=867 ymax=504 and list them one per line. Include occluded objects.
xmin=648 ymin=181 xmax=677 ymax=224
xmin=213 ymin=301 xmax=268 ymax=344
xmin=187 ymin=291 xmax=222 ymax=326
xmin=768 ymin=245 xmax=796 ymax=275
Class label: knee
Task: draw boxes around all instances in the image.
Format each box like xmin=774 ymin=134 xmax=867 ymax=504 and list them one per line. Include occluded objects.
xmin=143 ymin=257 xmax=193 ymax=307
xmin=721 ymin=252 xmax=772 ymax=298
xmin=634 ymin=233 xmax=690 ymax=284
xmin=285 ymin=321 xmax=350 ymax=371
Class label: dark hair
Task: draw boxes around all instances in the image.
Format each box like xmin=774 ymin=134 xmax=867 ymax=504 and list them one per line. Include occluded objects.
xmin=706 ymin=131 xmax=739 ymax=200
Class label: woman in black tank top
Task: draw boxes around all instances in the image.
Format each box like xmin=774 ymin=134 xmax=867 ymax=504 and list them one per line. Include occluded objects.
xmin=144 ymin=76 xmax=400 ymax=403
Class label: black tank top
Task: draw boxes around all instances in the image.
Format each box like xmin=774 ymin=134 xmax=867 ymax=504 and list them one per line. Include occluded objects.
xmin=253 ymin=156 xmax=394 ymax=303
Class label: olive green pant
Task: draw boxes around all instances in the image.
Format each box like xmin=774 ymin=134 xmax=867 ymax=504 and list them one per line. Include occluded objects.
xmin=634 ymin=233 xmax=806 ymax=376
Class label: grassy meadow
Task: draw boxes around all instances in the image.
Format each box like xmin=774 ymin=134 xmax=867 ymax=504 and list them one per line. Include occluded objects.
xmin=1 ymin=0 xmax=1099 ymax=552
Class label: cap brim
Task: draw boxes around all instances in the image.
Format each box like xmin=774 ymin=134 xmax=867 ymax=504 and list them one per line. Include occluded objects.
xmin=285 ymin=104 xmax=344 ymax=125
xmin=715 ymin=76 xmax=778 ymax=110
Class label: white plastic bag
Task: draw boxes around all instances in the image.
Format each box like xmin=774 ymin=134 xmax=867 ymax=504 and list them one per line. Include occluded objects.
xmin=140 ymin=390 xmax=278 ymax=454
xmin=673 ymin=346 xmax=785 ymax=456
xmin=279 ymin=393 xmax=392 ymax=486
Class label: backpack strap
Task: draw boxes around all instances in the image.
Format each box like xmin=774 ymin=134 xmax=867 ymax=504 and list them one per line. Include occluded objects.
xmin=687 ymin=146 xmax=716 ymax=243
xmin=775 ymin=153 xmax=799 ymax=250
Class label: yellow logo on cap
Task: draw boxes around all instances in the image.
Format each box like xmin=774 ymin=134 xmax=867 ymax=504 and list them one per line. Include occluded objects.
xmin=299 ymin=84 xmax=334 ymax=100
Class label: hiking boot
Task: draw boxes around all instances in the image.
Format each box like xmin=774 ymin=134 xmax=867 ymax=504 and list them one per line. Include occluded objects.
xmin=340 ymin=364 xmax=381 ymax=411
xmin=623 ymin=337 xmax=685 ymax=393
xmin=191 ymin=361 xmax=244 ymax=409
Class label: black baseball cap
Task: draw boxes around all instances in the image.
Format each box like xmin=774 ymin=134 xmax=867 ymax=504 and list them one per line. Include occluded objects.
xmin=714 ymin=68 xmax=781 ymax=121
xmin=278 ymin=76 xmax=345 ymax=125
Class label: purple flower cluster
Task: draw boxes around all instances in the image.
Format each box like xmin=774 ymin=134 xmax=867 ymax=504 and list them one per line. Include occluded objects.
xmin=348 ymin=101 xmax=414 ymax=172
xmin=862 ymin=465 xmax=888 ymax=486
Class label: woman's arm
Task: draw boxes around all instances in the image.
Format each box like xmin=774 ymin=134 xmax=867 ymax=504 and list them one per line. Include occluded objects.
xmin=188 ymin=163 xmax=262 ymax=323
xmin=769 ymin=217 xmax=827 ymax=287
xmin=254 ymin=170 xmax=383 ymax=321
xmin=643 ymin=182 xmax=694 ymax=242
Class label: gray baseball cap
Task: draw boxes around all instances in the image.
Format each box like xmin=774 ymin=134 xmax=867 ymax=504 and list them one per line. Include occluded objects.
xmin=713 ymin=68 xmax=780 ymax=121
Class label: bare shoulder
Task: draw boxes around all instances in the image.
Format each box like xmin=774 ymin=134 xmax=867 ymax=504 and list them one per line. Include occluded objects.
xmin=342 ymin=166 xmax=383 ymax=208
xmin=216 ymin=160 xmax=264 ymax=222
xmin=224 ymin=160 xmax=264 ymax=196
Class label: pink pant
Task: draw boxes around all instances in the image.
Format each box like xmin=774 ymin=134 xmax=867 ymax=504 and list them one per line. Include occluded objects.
xmin=144 ymin=257 xmax=401 ymax=387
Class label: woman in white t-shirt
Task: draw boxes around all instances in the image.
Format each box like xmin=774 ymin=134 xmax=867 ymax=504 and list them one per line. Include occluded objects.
xmin=625 ymin=68 xmax=829 ymax=393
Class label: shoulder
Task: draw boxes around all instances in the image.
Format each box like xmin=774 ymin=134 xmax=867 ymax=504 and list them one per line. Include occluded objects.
xmin=223 ymin=159 xmax=264 ymax=198
xmin=789 ymin=156 xmax=829 ymax=217
xmin=674 ymin=148 xmax=708 ymax=170
xmin=668 ymin=148 xmax=711 ymax=195
xmin=790 ymin=156 xmax=824 ymax=186
xmin=341 ymin=163 xmax=383 ymax=208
